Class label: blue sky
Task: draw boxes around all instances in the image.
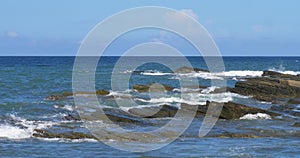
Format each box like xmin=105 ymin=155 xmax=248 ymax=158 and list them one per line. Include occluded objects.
xmin=0 ymin=0 xmax=299 ymax=56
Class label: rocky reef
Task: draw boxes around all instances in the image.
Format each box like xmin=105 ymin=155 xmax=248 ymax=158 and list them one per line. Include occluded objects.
xmin=231 ymin=70 xmax=300 ymax=102
xmin=39 ymin=69 xmax=300 ymax=140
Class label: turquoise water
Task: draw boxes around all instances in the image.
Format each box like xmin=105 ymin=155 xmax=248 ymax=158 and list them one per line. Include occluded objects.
xmin=0 ymin=56 xmax=299 ymax=157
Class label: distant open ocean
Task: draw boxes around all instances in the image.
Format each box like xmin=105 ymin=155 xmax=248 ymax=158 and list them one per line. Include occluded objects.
xmin=0 ymin=56 xmax=299 ymax=157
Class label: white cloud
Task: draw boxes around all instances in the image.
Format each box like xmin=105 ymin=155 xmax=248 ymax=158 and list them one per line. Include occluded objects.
xmin=152 ymin=9 xmax=201 ymax=44
xmin=5 ymin=31 xmax=19 ymax=38
xmin=179 ymin=9 xmax=198 ymax=20
xmin=164 ymin=9 xmax=198 ymax=22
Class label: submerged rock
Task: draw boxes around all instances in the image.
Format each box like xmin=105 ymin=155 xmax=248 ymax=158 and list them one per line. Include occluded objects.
xmin=174 ymin=66 xmax=209 ymax=73
xmin=46 ymin=89 xmax=110 ymax=100
xmin=33 ymin=129 xmax=96 ymax=139
xmin=216 ymin=133 xmax=261 ymax=138
xmin=293 ymin=122 xmax=300 ymax=127
xmin=133 ymin=84 xmax=174 ymax=92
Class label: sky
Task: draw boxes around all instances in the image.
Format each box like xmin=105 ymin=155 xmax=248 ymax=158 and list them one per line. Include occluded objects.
xmin=0 ymin=0 xmax=299 ymax=56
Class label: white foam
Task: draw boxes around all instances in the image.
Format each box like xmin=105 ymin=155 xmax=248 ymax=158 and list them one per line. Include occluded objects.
xmin=141 ymin=71 xmax=171 ymax=76
xmin=0 ymin=124 xmax=31 ymax=139
xmin=54 ymin=105 xmax=74 ymax=111
xmin=0 ymin=114 xmax=58 ymax=140
xmin=173 ymin=88 xmax=201 ymax=93
xmin=178 ymin=72 xmax=224 ymax=80
xmin=142 ymin=70 xmax=263 ymax=80
xmin=219 ymin=70 xmax=263 ymax=77
xmin=134 ymin=97 xmax=204 ymax=105
xmin=201 ymin=86 xmax=218 ymax=94
xmin=38 ymin=137 xmax=98 ymax=143
xmin=120 ymin=103 xmax=168 ymax=112
xmin=239 ymin=113 xmax=271 ymax=120
xmin=268 ymin=68 xmax=300 ymax=75
xmin=134 ymin=92 xmax=248 ymax=106
xmin=120 ymin=70 xmax=133 ymax=74
xmin=108 ymin=91 xmax=132 ymax=98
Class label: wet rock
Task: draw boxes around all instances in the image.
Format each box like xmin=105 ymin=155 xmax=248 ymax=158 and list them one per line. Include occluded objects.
xmin=133 ymin=84 xmax=174 ymax=92
xmin=78 ymin=107 xmax=147 ymax=124
xmin=270 ymin=104 xmax=300 ymax=117
xmin=128 ymin=104 xmax=178 ymax=118
xmin=174 ymin=66 xmax=209 ymax=73
xmin=293 ymin=122 xmax=300 ymax=127
xmin=46 ymin=89 xmax=110 ymax=100
xmin=287 ymin=98 xmax=300 ymax=105
xmin=209 ymin=87 xmax=231 ymax=93
xmin=33 ymin=129 xmax=96 ymax=139
xmin=45 ymin=92 xmax=73 ymax=100
xmin=45 ymin=95 xmax=64 ymax=100
xmin=102 ymin=108 xmax=144 ymax=124
xmin=231 ymin=77 xmax=300 ymax=102
xmin=216 ymin=133 xmax=261 ymax=138
xmin=262 ymin=70 xmax=300 ymax=81
xmin=181 ymin=101 xmax=279 ymax=119
xmin=64 ymin=113 xmax=81 ymax=121
xmin=95 ymin=89 xmax=110 ymax=95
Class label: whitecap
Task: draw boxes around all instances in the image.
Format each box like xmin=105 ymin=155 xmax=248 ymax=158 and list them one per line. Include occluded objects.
xmin=239 ymin=113 xmax=271 ymax=120
xmin=268 ymin=68 xmax=300 ymax=75
xmin=201 ymin=86 xmax=218 ymax=94
xmin=133 ymin=92 xmax=248 ymax=106
xmin=54 ymin=104 xmax=74 ymax=111
xmin=0 ymin=124 xmax=31 ymax=139
xmin=0 ymin=114 xmax=59 ymax=140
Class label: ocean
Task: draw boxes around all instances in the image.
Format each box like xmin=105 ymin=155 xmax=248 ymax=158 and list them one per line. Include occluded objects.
xmin=0 ymin=56 xmax=299 ymax=157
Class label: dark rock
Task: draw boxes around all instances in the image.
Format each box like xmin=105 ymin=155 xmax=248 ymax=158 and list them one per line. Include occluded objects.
xmin=262 ymin=70 xmax=300 ymax=81
xmin=216 ymin=133 xmax=261 ymax=138
xmin=210 ymin=87 xmax=231 ymax=93
xmin=128 ymin=105 xmax=178 ymax=118
xmin=293 ymin=122 xmax=300 ymax=127
xmin=33 ymin=129 xmax=96 ymax=139
xmin=133 ymin=84 xmax=174 ymax=92
xmin=78 ymin=107 xmax=147 ymax=124
xmin=287 ymin=98 xmax=300 ymax=105
xmin=45 ymin=95 xmax=64 ymax=100
xmin=46 ymin=89 xmax=110 ymax=100
xmin=64 ymin=113 xmax=81 ymax=121
xmin=230 ymin=77 xmax=300 ymax=102
xmin=96 ymin=89 xmax=110 ymax=95
xmin=174 ymin=66 xmax=209 ymax=73
xmin=62 ymin=92 xmax=73 ymax=97
xmin=181 ymin=101 xmax=279 ymax=119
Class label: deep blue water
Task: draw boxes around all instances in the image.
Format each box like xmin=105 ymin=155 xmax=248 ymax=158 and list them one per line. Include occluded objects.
xmin=0 ymin=56 xmax=299 ymax=157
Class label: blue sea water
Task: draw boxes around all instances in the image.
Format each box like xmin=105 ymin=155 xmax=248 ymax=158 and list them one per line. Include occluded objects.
xmin=0 ymin=56 xmax=299 ymax=157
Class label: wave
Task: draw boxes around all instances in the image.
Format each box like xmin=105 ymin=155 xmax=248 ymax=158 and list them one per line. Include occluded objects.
xmin=142 ymin=70 xmax=263 ymax=80
xmin=134 ymin=92 xmax=248 ymax=106
xmin=134 ymin=97 xmax=205 ymax=106
xmin=0 ymin=124 xmax=31 ymax=139
xmin=239 ymin=113 xmax=271 ymax=120
xmin=37 ymin=137 xmax=98 ymax=143
xmin=268 ymin=68 xmax=300 ymax=75
xmin=54 ymin=105 xmax=74 ymax=111
xmin=0 ymin=114 xmax=58 ymax=140
xmin=141 ymin=70 xmax=171 ymax=76
xmin=201 ymin=86 xmax=218 ymax=94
